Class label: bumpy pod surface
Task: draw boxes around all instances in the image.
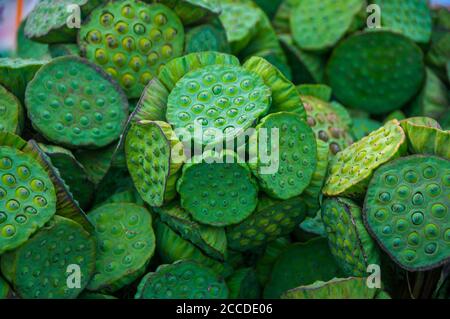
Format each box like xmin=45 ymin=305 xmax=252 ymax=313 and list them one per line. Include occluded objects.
xmin=135 ymin=260 xmax=228 ymax=299
xmin=290 ymin=0 xmax=365 ymax=51
xmin=0 ymin=146 xmax=57 ymax=254
xmin=177 ymin=151 xmax=258 ymax=227
xmin=364 ymin=155 xmax=450 ymax=271
xmin=323 ymin=120 xmax=406 ymax=199
xmin=226 ymin=268 xmax=261 ymax=299
xmin=326 ymin=31 xmax=425 ymax=114
xmin=263 ymin=238 xmax=343 ymax=299
xmin=79 ymin=0 xmax=185 ymax=98
xmin=0 ymin=85 xmax=23 ymax=135
xmin=126 ymin=120 xmax=184 ymax=207
xmin=250 ymin=112 xmax=317 ymax=200
xmin=25 ymin=56 xmax=128 ymax=148
xmin=25 ymin=0 xmax=102 ymax=43
xmin=322 ymin=197 xmax=380 ymax=277
xmin=154 ymin=201 xmax=227 ymax=261
xmin=226 ymin=195 xmax=306 ymax=252
xmin=282 ymin=277 xmax=386 ymax=299
xmin=373 ymin=0 xmax=432 ymax=44
xmin=87 ymin=203 xmax=155 ymax=292
xmin=166 ymin=64 xmax=271 ymax=145
xmin=302 ymin=95 xmax=353 ymax=156
xmin=0 ymin=216 xmax=96 ymax=299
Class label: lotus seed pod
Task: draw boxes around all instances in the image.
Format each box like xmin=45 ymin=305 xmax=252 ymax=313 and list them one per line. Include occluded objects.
xmin=79 ymin=0 xmax=185 ymax=98
xmin=0 ymin=145 xmax=56 ymax=254
xmin=322 ymin=197 xmax=380 ymax=277
xmin=16 ymin=19 xmax=50 ymax=60
xmin=96 ymin=188 xmax=144 ymax=208
xmin=166 ymin=63 xmax=271 ymax=146
xmin=282 ymin=277 xmax=386 ymax=299
xmin=400 ymin=118 xmax=450 ymax=159
xmin=255 ymin=52 xmax=292 ymax=81
xmin=263 ymin=238 xmax=343 ymax=299
xmin=327 ymin=31 xmax=425 ymax=114
xmin=38 ymin=144 xmax=94 ymax=209
xmin=0 ymin=85 xmax=24 ymax=135
xmin=226 ymin=195 xmax=306 ymax=252
xmin=25 ymin=0 xmax=103 ymax=43
xmin=126 ymin=120 xmax=185 ymax=207
xmin=0 ymin=58 xmax=46 ymax=101
xmin=301 ymin=139 xmax=329 ymax=216
xmin=155 ymin=219 xmax=233 ymax=277
xmin=255 ymin=237 xmax=290 ymax=286
xmin=243 ymin=56 xmax=305 ymax=118
xmin=154 ymin=201 xmax=227 ymax=261
xmin=158 ymin=0 xmax=222 ymax=26
xmin=250 ymin=112 xmax=317 ymax=200
xmin=49 ymin=44 xmax=81 ymax=58
xmin=226 ymin=268 xmax=261 ymax=299
xmin=408 ymin=68 xmax=449 ymax=121
xmin=278 ymin=34 xmax=326 ymax=84
xmin=351 ymin=118 xmax=382 ymax=141
xmin=25 ymin=56 xmax=128 ymax=149
xmin=135 ymin=260 xmax=228 ymax=299
xmin=329 ymin=101 xmax=353 ymax=129
xmin=373 ymin=0 xmax=432 ymax=44
xmin=427 ymin=31 xmax=450 ymax=74
xmin=74 ymin=143 xmax=117 ymax=185
xmin=291 ymin=0 xmax=365 ymax=51
xmin=297 ymin=84 xmax=332 ymax=102
xmin=177 ymin=151 xmax=258 ymax=227
xmin=0 ymin=216 xmax=96 ymax=299
xmin=301 ymin=95 xmax=353 ymax=157
xmin=87 ymin=203 xmax=155 ymax=292
xmin=363 ymin=155 xmax=450 ymax=271
xmin=78 ymin=292 xmax=117 ymax=299
xmin=219 ymin=1 xmax=261 ymax=54
xmin=185 ymin=20 xmax=230 ymax=54
xmin=323 ymin=120 xmax=407 ymax=199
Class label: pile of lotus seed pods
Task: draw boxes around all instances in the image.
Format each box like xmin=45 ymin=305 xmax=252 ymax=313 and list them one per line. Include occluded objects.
xmin=0 ymin=0 xmax=448 ymax=299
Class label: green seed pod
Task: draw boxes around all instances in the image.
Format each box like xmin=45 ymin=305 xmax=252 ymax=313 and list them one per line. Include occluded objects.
xmin=427 ymin=31 xmax=450 ymax=75
xmin=327 ymin=31 xmax=425 ymax=114
xmin=155 ymin=219 xmax=233 ymax=277
xmin=323 ymin=120 xmax=407 ymax=199
xmin=87 ymin=203 xmax=155 ymax=292
xmin=166 ymin=62 xmax=271 ymax=146
xmin=255 ymin=237 xmax=290 ymax=286
xmin=185 ymin=20 xmax=230 ymax=54
xmin=49 ymin=44 xmax=81 ymax=58
xmin=79 ymin=0 xmax=185 ymax=98
xmin=364 ymin=155 xmax=450 ymax=271
xmin=0 ymin=145 xmax=56 ymax=254
xmin=157 ymin=0 xmax=222 ymax=26
xmin=250 ymin=112 xmax=317 ymax=200
xmin=0 ymin=216 xmax=96 ymax=299
xmin=263 ymin=238 xmax=343 ymax=299
xmin=38 ymin=144 xmax=94 ymax=209
xmin=301 ymin=95 xmax=353 ymax=156
xmin=291 ymin=0 xmax=365 ymax=51
xmin=226 ymin=195 xmax=306 ymax=252
xmin=297 ymin=84 xmax=332 ymax=102
xmin=0 ymin=58 xmax=46 ymax=101
xmin=25 ymin=56 xmax=128 ymax=149
xmin=16 ymin=19 xmax=50 ymax=60
xmin=322 ymin=197 xmax=380 ymax=277
xmin=154 ymin=201 xmax=227 ymax=261
xmin=126 ymin=120 xmax=185 ymax=207
xmin=282 ymin=277 xmax=387 ymax=299
xmin=25 ymin=0 xmax=103 ymax=43
xmin=401 ymin=117 xmax=449 ymax=159
xmin=243 ymin=56 xmax=305 ymax=118
xmin=278 ymin=34 xmax=326 ymax=84
xmin=351 ymin=118 xmax=382 ymax=141
xmin=226 ymin=268 xmax=261 ymax=299
xmin=373 ymin=0 xmax=432 ymax=44
xmin=329 ymin=101 xmax=353 ymax=129
xmin=135 ymin=260 xmax=228 ymax=299
xmin=0 ymin=85 xmax=24 ymax=135
xmin=177 ymin=151 xmax=258 ymax=227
